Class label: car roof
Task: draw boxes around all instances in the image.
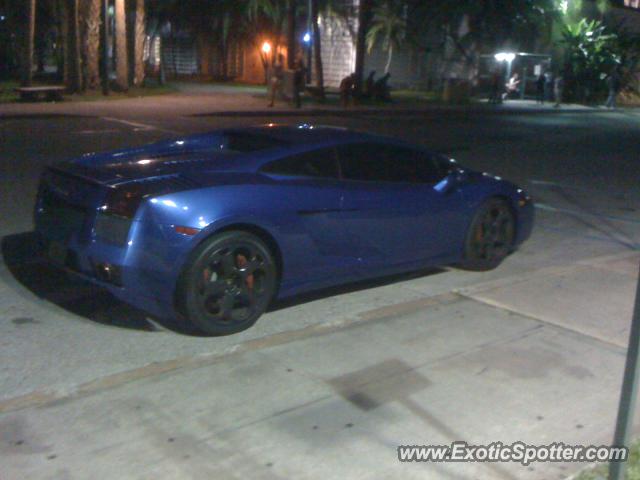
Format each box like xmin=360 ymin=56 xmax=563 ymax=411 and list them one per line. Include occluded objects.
xmin=194 ymin=124 xmax=425 ymax=173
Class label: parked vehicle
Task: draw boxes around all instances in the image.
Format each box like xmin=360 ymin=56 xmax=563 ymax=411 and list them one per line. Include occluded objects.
xmin=34 ymin=125 xmax=534 ymax=335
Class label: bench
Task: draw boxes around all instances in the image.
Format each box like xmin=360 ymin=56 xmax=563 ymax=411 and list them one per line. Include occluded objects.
xmin=15 ymin=86 xmax=66 ymax=102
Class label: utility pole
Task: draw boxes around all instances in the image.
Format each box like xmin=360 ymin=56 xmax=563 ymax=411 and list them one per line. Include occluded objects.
xmin=306 ymin=0 xmax=312 ymax=83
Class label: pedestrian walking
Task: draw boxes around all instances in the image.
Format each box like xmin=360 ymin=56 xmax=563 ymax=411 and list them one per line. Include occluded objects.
xmin=605 ymin=70 xmax=621 ymax=109
xmin=268 ymin=54 xmax=285 ymax=108
xmin=553 ymin=75 xmax=564 ymax=108
xmin=535 ymin=73 xmax=545 ymax=104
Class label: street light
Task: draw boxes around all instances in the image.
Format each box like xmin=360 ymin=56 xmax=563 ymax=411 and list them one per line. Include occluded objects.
xmin=495 ymin=52 xmax=517 ymax=84
xmin=260 ymin=41 xmax=273 ymax=85
xmin=303 ymin=32 xmax=312 ymax=83
xmin=494 ymin=52 xmax=516 ymax=63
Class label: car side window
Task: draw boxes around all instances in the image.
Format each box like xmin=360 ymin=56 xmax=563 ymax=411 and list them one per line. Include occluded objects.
xmin=338 ymin=143 xmax=445 ymax=184
xmin=413 ymin=150 xmax=448 ymax=184
xmin=260 ymin=149 xmax=339 ymax=179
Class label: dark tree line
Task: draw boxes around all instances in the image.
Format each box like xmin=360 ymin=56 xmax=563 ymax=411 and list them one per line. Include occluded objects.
xmin=9 ymin=0 xmax=635 ymax=99
xmin=12 ymin=0 xmax=145 ymax=92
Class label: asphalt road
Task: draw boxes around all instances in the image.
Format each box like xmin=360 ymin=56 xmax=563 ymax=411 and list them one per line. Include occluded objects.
xmin=1 ymin=105 xmax=639 ymax=479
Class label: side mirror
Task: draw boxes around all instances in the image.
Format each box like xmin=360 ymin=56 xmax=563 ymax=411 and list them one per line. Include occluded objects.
xmin=434 ymin=169 xmax=466 ymax=194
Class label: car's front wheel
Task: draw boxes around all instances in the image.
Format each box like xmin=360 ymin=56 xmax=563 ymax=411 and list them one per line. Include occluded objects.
xmin=177 ymin=231 xmax=278 ymax=335
xmin=459 ymin=198 xmax=516 ymax=271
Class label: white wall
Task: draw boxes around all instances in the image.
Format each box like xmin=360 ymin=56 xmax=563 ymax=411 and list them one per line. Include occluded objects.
xmin=318 ymin=0 xmax=358 ymax=87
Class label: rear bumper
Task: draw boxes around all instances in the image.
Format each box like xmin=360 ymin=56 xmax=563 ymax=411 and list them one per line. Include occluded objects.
xmin=35 ymin=231 xmax=172 ymax=320
xmin=33 ymin=168 xmax=199 ymax=321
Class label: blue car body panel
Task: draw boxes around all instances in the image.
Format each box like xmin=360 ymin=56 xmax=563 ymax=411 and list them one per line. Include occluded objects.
xmin=34 ymin=126 xmax=534 ymax=321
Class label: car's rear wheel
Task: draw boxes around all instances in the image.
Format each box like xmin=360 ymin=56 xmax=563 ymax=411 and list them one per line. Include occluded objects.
xmin=177 ymin=231 xmax=278 ymax=335
xmin=460 ymin=198 xmax=516 ymax=271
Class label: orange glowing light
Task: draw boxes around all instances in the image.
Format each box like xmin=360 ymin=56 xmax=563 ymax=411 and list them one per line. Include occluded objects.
xmin=261 ymin=42 xmax=272 ymax=54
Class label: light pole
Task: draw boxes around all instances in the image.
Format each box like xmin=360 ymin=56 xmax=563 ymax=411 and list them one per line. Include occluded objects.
xmin=609 ymin=261 xmax=640 ymax=480
xmin=261 ymin=41 xmax=272 ymax=84
xmin=306 ymin=0 xmax=312 ymax=83
xmin=303 ymin=32 xmax=312 ymax=83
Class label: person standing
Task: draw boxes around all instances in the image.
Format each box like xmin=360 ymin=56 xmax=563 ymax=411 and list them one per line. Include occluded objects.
xmin=268 ymin=54 xmax=285 ymax=108
xmin=544 ymin=71 xmax=553 ymax=102
xmin=339 ymin=73 xmax=355 ymax=108
xmin=553 ymin=75 xmax=564 ymax=108
xmin=364 ymin=70 xmax=376 ymax=99
xmin=292 ymin=53 xmax=307 ymax=109
xmin=605 ymin=70 xmax=621 ymax=109
xmin=373 ymin=72 xmax=391 ymax=101
xmin=535 ymin=73 xmax=545 ymax=104
xmin=504 ymin=73 xmax=520 ymax=100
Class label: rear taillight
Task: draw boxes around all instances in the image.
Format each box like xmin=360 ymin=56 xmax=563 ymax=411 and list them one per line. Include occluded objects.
xmin=102 ymin=185 xmax=148 ymax=219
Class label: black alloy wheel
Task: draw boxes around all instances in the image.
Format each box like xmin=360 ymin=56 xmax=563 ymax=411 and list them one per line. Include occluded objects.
xmin=460 ymin=198 xmax=516 ymax=271
xmin=178 ymin=231 xmax=277 ymax=335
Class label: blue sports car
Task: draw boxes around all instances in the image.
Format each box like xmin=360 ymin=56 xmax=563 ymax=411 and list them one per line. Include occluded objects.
xmin=34 ymin=125 xmax=534 ymax=335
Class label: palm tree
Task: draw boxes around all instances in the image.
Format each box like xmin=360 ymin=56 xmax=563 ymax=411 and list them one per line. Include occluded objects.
xmin=67 ymin=0 xmax=82 ymax=92
xmin=286 ymin=0 xmax=297 ymax=68
xmin=366 ymin=0 xmax=405 ymax=74
xmin=22 ymin=0 xmax=36 ymax=86
xmin=354 ymin=0 xmax=373 ymax=94
xmin=80 ymin=0 xmax=101 ymax=89
xmin=245 ymin=0 xmax=287 ymax=71
xmin=127 ymin=0 xmax=146 ymax=86
xmin=214 ymin=8 xmax=233 ymax=79
xmin=114 ymin=0 xmax=128 ymax=90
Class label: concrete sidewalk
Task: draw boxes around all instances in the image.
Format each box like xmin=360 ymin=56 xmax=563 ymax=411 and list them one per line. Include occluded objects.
xmin=0 ymin=250 xmax=638 ymax=480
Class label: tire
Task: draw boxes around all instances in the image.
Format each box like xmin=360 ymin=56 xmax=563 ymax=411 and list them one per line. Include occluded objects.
xmin=177 ymin=231 xmax=278 ymax=336
xmin=459 ymin=198 xmax=516 ymax=271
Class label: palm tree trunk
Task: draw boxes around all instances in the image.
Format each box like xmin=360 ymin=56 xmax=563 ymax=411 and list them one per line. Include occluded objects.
xmin=286 ymin=0 xmax=296 ymax=69
xmin=81 ymin=0 xmax=101 ymax=89
xmin=59 ymin=0 xmax=70 ymax=84
xmin=354 ymin=0 xmax=373 ymax=95
xmin=21 ymin=0 xmax=36 ymax=86
xmin=67 ymin=0 xmax=83 ymax=92
xmin=55 ymin=0 xmax=66 ymax=82
xmin=126 ymin=0 xmax=145 ymax=86
xmin=384 ymin=44 xmax=393 ymax=74
xmin=311 ymin=0 xmax=324 ymax=97
xmin=114 ymin=0 xmax=128 ymax=90
xmin=134 ymin=0 xmax=146 ymax=86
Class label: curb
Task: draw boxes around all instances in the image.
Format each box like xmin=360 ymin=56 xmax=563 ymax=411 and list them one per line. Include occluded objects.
xmin=190 ymin=105 xmax=604 ymax=118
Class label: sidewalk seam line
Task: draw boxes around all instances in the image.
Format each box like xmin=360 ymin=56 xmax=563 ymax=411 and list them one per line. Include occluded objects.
xmin=0 ymin=292 xmax=462 ymax=415
xmin=455 ymin=292 xmax=626 ymax=351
